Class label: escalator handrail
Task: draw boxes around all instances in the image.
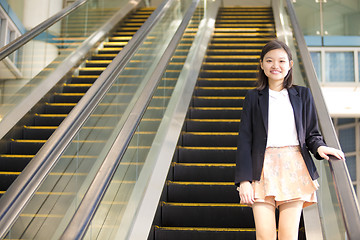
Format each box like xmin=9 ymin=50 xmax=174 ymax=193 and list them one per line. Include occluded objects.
xmin=59 ymin=0 xmax=200 ymax=238
xmin=0 ymin=0 xmax=87 ymax=61
xmin=0 ymin=0 xmax=173 ymax=238
xmin=284 ymin=0 xmax=360 ymax=238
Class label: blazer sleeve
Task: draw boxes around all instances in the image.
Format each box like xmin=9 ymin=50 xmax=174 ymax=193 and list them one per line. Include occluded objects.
xmin=235 ymin=91 xmax=254 ymax=186
xmin=304 ymin=87 xmax=326 ymax=160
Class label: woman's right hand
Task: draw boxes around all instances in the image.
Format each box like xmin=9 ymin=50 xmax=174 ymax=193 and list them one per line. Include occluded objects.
xmin=239 ymin=181 xmax=254 ymax=205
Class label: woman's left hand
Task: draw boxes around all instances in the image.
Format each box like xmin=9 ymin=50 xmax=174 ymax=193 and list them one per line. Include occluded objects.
xmin=317 ymin=146 xmax=345 ymax=161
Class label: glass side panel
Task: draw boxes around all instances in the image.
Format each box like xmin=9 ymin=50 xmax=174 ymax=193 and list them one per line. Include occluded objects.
xmin=0 ymin=0 xmax=125 ymax=123
xmin=3 ymin=0 xmax=196 ymax=239
xmin=84 ymin=2 xmax=206 ymax=239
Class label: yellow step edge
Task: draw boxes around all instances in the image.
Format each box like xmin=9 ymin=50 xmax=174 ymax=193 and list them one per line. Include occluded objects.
xmin=113 ymin=32 xmax=136 ymax=35
xmin=23 ymin=126 xmax=114 ymax=130
xmin=213 ymin=33 xmax=274 ymax=36
xmin=55 ymin=92 xmax=134 ymax=97
xmin=183 ymin=132 xmax=238 ymax=136
xmin=109 ymin=36 xmax=133 ymax=40
xmin=196 ymin=87 xmax=253 ymax=90
xmin=211 ymin=37 xmax=273 ymax=40
xmin=216 ymin=19 xmax=273 ymax=23
xmin=45 ymin=103 xmax=128 ymax=107
xmin=218 ymin=16 xmax=273 ymax=19
xmin=205 ymin=55 xmax=259 ymax=59
xmin=207 ymin=49 xmax=261 ymax=52
xmin=0 ymin=171 xmax=88 ymax=176
xmin=173 ymin=163 xmax=235 ymax=167
xmin=201 ymin=70 xmax=257 ymax=73
xmin=210 ymin=43 xmax=266 ymax=47
xmin=98 ymin=47 xmax=123 ymax=51
xmin=203 ymin=62 xmax=257 ymax=66
xmin=11 ymin=139 xmax=105 ymax=144
xmin=0 ymin=171 xmax=20 ymax=175
xmin=34 ymin=114 xmax=162 ymax=118
xmin=102 ymin=42 xmax=128 ymax=46
xmin=0 ymin=154 xmax=98 ymax=158
xmin=155 ymin=226 xmax=256 ymax=232
xmin=167 ymin=181 xmax=234 ymax=186
xmin=71 ymin=75 xmax=100 ymax=78
xmin=186 ymin=119 xmax=240 ymax=122
xmin=189 ymin=107 xmax=243 ymax=110
xmin=162 ymin=202 xmax=246 ymax=207
xmin=63 ymin=83 xmax=138 ymax=87
xmin=215 ymin=24 xmax=274 ymax=27
xmin=193 ymin=96 xmax=245 ymax=100
xmin=178 ymin=146 xmax=236 ymax=150
xmin=197 ymin=78 xmax=256 ymax=81
xmin=92 ymin=54 xmax=117 ymax=58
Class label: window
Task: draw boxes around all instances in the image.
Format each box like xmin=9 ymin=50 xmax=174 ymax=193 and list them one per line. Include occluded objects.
xmin=325 ymin=52 xmax=354 ymax=82
xmin=334 ymin=118 xmax=360 ymax=200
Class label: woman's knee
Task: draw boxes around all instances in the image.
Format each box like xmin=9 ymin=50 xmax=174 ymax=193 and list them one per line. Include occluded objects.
xmin=252 ymin=202 xmax=277 ymax=240
xmin=278 ymin=201 xmax=304 ymax=240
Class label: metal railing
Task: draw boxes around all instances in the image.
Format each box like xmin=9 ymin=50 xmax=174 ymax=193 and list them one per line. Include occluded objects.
xmin=59 ymin=0 xmax=200 ymax=238
xmin=0 ymin=0 xmax=87 ymax=61
xmin=0 ymin=0 xmax=166 ymax=237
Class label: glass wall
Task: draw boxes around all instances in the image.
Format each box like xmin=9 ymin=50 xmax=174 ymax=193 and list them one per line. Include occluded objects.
xmin=294 ymin=0 xmax=360 ymax=46
xmin=333 ymin=118 xmax=360 ymax=199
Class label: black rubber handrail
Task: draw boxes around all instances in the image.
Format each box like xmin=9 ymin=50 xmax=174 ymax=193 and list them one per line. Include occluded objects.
xmin=285 ymin=0 xmax=360 ymax=238
xmin=0 ymin=0 xmax=172 ymax=237
xmin=59 ymin=0 xmax=200 ymax=238
xmin=0 ymin=0 xmax=87 ymax=61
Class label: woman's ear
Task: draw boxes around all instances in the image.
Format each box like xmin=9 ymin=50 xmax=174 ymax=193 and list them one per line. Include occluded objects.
xmin=260 ymin=60 xmax=264 ymax=70
xmin=290 ymin=60 xmax=294 ymax=68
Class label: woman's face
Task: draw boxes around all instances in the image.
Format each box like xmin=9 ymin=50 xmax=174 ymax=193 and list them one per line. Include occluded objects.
xmin=260 ymin=48 xmax=293 ymax=86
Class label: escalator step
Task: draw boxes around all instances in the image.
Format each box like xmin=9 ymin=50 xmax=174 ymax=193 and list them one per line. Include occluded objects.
xmin=181 ymin=132 xmax=238 ymax=147
xmin=161 ymin=202 xmax=253 ymax=228
xmin=185 ymin=119 xmax=240 ymax=132
xmin=154 ymin=226 xmax=255 ymax=240
xmin=189 ymin=107 xmax=242 ymax=119
xmin=0 ymin=155 xmax=32 ymax=171
xmin=173 ymin=163 xmax=235 ymax=182
xmin=167 ymin=181 xmax=238 ymax=203
xmin=178 ymin=147 xmax=236 ymax=163
xmin=152 ymin=6 xmax=277 ymax=240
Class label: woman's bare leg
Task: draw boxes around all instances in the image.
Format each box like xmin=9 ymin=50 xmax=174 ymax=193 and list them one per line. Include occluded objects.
xmin=252 ymin=202 xmax=277 ymax=240
xmin=278 ymin=201 xmax=304 ymax=240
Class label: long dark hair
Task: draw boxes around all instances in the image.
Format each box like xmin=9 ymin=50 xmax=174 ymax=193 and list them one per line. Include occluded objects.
xmin=256 ymin=39 xmax=293 ymax=90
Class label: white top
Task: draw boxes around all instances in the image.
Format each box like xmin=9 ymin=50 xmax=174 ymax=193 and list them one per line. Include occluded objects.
xmin=266 ymin=88 xmax=299 ymax=148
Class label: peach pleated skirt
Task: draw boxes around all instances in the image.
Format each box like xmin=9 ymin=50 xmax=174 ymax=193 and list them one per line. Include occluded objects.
xmin=252 ymin=146 xmax=319 ymax=208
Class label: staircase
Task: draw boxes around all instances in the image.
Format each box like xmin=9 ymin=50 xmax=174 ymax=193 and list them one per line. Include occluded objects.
xmin=151 ymin=7 xmax=276 ymax=240
xmin=0 ymin=8 xmax=154 ymax=197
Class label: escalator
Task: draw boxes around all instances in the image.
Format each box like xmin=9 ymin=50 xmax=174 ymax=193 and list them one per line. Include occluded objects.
xmin=0 ymin=8 xmax=154 ymax=196
xmin=0 ymin=0 xmax=358 ymax=239
xmin=151 ymin=7 xmax=306 ymax=240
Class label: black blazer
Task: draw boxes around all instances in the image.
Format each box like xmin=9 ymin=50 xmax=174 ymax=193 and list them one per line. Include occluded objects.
xmin=235 ymin=85 xmax=326 ymax=186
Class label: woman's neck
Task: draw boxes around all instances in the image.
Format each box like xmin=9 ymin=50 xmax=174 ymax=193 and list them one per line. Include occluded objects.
xmin=268 ymin=82 xmax=284 ymax=92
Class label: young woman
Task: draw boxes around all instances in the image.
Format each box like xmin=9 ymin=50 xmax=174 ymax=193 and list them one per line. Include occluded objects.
xmin=234 ymin=40 xmax=344 ymax=240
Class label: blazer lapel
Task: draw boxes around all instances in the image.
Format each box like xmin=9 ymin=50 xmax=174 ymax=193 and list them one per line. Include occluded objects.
xmin=258 ymin=86 xmax=269 ymax=134
xmin=288 ymin=87 xmax=301 ymax=136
